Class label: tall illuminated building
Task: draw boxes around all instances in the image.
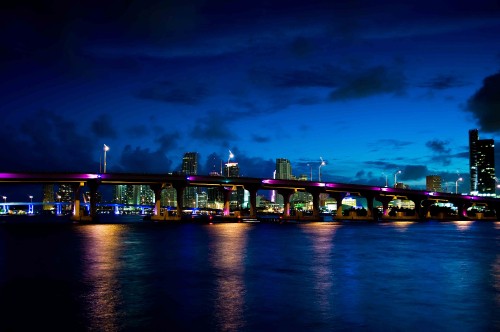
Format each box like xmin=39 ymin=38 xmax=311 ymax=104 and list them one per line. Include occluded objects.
xmin=224 ymin=159 xmax=243 ymax=208
xmin=276 ymin=158 xmax=292 ymax=180
xmin=182 ymin=152 xmax=198 ymax=207
xmin=469 ymin=129 xmax=495 ymax=196
xmin=426 ymin=175 xmax=442 ymax=192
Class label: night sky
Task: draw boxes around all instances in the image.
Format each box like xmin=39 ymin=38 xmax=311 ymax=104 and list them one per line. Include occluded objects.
xmin=2 ymin=0 xmax=500 ymax=197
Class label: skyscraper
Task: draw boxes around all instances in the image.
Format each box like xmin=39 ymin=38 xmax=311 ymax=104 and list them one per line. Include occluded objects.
xmin=182 ymin=152 xmax=199 ymax=207
xmin=275 ymin=158 xmax=292 ymax=180
xmin=426 ymin=175 xmax=442 ymax=192
xmin=469 ymin=129 xmax=496 ymax=196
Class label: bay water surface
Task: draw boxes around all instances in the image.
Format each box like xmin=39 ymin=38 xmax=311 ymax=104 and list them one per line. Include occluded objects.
xmin=0 ymin=217 xmax=499 ymax=331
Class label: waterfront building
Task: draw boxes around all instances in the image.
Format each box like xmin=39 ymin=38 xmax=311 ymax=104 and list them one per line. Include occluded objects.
xmin=469 ymin=129 xmax=496 ymax=196
xmin=224 ymin=160 xmax=244 ymax=209
xmin=426 ymin=175 xmax=442 ymax=192
xmin=42 ymin=183 xmax=54 ymax=211
xmin=182 ymin=152 xmax=199 ymax=207
xmin=57 ymin=183 xmax=73 ymax=211
xmin=276 ymin=158 xmax=292 ymax=180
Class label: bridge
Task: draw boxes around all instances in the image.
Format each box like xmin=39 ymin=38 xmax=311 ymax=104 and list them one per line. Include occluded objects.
xmin=1 ymin=172 xmax=499 ymax=222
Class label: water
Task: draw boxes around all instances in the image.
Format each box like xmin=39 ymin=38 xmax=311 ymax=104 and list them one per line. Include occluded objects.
xmin=0 ymin=216 xmax=499 ymax=331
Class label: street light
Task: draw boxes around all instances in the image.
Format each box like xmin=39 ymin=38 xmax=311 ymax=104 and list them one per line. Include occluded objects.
xmin=382 ymin=172 xmax=388 ymax=187
xmin=2 ymin=196 xmax=6 ymax=204
xmin=29 ymin=195 xmax=33 ymax=203
xmin=394 ymin=170 xmax=401 ymax=188
xmin=227 ymin=150 xmax=234 ymax=177
xmin=307 ymin=164 xmax=312 ymax=181
xmin=103 ymin=144 xmax=110 ymax=173
xmin=455 ymin=177 xmax=463 ymax=194
xmin=318 ymin=157 xmax=326 ymax=182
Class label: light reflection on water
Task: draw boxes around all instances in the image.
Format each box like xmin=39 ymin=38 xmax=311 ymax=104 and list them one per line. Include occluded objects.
xmin=0 ymin=219 xmax=499 ymax=331
xmin=79 ymin=224 xmax=125 ymax=332
xmin=207 ymin=223 xmax=249 ymax=331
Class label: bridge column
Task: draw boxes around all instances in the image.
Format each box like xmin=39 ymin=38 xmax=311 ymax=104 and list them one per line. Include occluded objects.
xmin=407 ymin=195 xmax=424 ymax=219
xmin=173 ymin=185 xmax=185 ymax=219
xmin=150 ymin=184 xmax=165 ymax=221
xmin=87 ymin=180 xmax=100 ymax=221
xmin=329 ymin=192 xmax=347 ymax=220
xmin=244 ymin=185 xmax=260 ymax=218
xmin=376 ymin=195 xmax=394 ymax=217
xmin=419 ymin=200 xmax=434 ymax=219
xmin=221 ymin=186 xmax=233 ymax=216
xmin=450 ymin=199 xmax=470 ymax=219
xmin=277 ymin=189 xmax=295 ymax=217
xmin=70 ymin=182 xmax=83 ymax=221
xmin=361 ymin=192 xmax=375 ymax=220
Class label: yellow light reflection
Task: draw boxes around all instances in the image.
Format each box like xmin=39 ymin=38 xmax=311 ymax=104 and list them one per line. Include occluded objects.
xmin=388 ymin=221 xmax=415 ymax=232
xmin=452 ymin=220 xmax=475 ymax=231
xmin=80 ymin=225 xmax=124 ymax=331
xmin=301 ymin=223 xmax=340 ymax=319
xmin=208 ymin=224 xmax=249 ymax=331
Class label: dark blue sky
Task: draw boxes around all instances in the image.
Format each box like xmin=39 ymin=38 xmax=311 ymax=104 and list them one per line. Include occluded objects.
xmin=1 ymin=0 xmax=500 ymax=193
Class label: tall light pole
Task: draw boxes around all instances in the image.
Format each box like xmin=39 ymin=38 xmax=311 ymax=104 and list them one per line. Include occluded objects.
xmin=319 ymin=157 xmax=326 ymax=182
xmin=394 ymin=170 xmax=401 ymax=188
xmin=2 ymin=196 xmax=6 ymax=204
xmin=455 ymin=177 xmax=463 ymax=194
xmin=307 ymin=164 xmax=312 ymax=181
xmin=227 ymin=150 xmax=234 ymax=177
xmin=103 ymin=144 xmax=110 ymax=173
xmin=382 ymin=172 xmax=388 ymax=187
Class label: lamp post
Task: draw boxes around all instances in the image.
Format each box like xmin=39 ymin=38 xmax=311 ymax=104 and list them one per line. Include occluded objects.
xmin=227 ymin=150 xmax=234 ymax=177
xmin=29 ymin=195 xmax=33 ymax=214
xmin=103 ymin=144 xmax=110 ymax=173
xmin=455 ymin=177 xmax=463 ymax=194
xmin=2 ymin=196 xmax=6 ymax=204
xmin=394 ymin=170 xmax=401 ymax=188
xmin=307 ymin=164 xmax=312 ymax=181
xmin=382 ymin=173 xmax=388 ymax=187
xmin=318 ymin=157 xmax=326 ymax=182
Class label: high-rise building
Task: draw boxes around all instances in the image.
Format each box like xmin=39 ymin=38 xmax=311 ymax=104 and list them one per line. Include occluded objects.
xmin=224 ymin=160 xmax=243 ymax=208
xmin=426 ymin=175 xmax=442 ymax=192
xmin=182 ymin=152 xmax=199 ymax=207
xmin=275 ymin=158 xmax=292 ymax=180
xmin=469 ymin=129 xmax=496 ymax=196
xmin=42 ymin=184 xmax=54 ymax=211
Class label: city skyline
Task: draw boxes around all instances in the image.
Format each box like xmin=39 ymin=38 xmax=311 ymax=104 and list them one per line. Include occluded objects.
xmin=1 ymin=1 xmax=500 ymax=195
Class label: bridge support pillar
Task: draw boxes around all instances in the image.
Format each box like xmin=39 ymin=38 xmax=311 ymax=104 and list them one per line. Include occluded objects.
xmin=88 ymin=180 xmax=100 ymax=221
xmin=150 ymin=184 xmax=166 ymax=221
xmin=376 ymin=195 xmax=394 ymax=217
xmin=277 ymin=189 xmax=295 ymax=218
xmin=245 ymin=185 xmax=259 ymax=219
xmin=173 ymin=185 xmax=185 ymax=219
xmin=221 ymin=186 xmax=233 ymax=216
xmin=70 ymin=182 xmax=83 ymax=221
xmin=362 ymin=192 xmax=375 ymax=220
xmin=329 ymin=192 xmax=347 ymax=220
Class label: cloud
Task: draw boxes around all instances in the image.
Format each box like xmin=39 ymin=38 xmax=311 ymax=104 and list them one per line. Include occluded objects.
xmin=155 ymin=132 xmax=181 ymax=152
xmin=136 ymin=81 xmax=208 ymax=105
xmin=329 ymin=65 xmax=406 ymax=101
xmin=0 ymin=110 xmax=97 ymax=172
xmin=465 ymin=71 xmax=500 ymax=133
xmin=252 ymin=135 xmax=271 ymax=143
xmin=426 ymin=139 xmax=451 ymax=154
xmin=418 ymin=74 xmax=468 ymax=90
xmin=400 ymin=165 xmax=429 ymax=181
xmin=370 ymin=139 xmax=413 ymax=152
xmin=190 ymin=111 xmax=238 ymax=144
xmin=119 ymin=145 xmax=173 ymax=173
xmin=90 ymin=114 xmax=118 ymax=138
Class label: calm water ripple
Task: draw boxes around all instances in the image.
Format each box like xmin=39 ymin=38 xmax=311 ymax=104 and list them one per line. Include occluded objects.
xmin=0 ymin=218 xmax=499 ymax=331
